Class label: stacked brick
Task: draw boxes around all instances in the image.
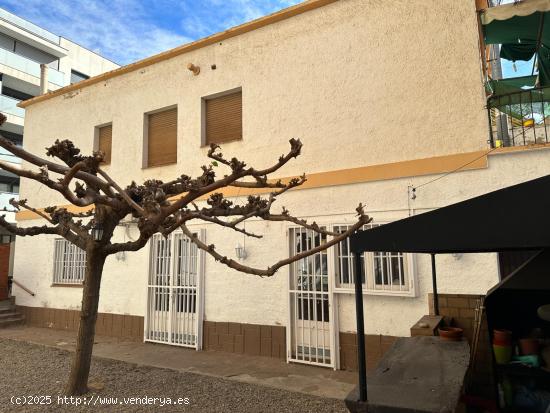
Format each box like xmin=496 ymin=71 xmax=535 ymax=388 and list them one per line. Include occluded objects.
xmin=429 ymin=293 xmax=494 ymax=397
xmin=203 ymin=321 xmax=286 ymax=359
xmin=339 ymin=333 xmax=397 ymax=371
xmin=15 ymin=306 xmax=144 ymax=341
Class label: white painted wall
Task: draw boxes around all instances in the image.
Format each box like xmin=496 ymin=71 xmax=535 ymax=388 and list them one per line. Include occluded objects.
xmin=59 ymin=38 xmax=119 ymax=84
xmin=11 ymin=0 xmax=550 ymax=339
xmin=19 ymin=0 xmax=488 ymax=208
xmin=13 ymin=148 xmax=550 ymax=336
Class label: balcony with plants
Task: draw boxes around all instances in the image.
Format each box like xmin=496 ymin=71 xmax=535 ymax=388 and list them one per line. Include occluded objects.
xmin=480 ymin=0 xmax=550 ymax=148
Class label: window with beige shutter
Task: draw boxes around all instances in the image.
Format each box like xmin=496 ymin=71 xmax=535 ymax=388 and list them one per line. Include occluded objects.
xmin=204 ymin=90 xmax=242 ymax=145
xmin=97 ymin=124 xmax=112 ymax=165
xmin=147 ymin=107 xmax=177 ymax=167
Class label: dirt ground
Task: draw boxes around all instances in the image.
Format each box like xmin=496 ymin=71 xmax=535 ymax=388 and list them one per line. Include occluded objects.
xmin=0 ymin=338 xmax=348 ymax=412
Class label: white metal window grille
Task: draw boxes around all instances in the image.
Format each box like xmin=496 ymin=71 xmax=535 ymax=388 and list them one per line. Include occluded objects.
xmin=288 ymin=227 xmax=335 ymax=367
xmin=146 ymin=231 xmax=204 ymax=349
xmin=333 ymin=224 xmax=414 ymax=296
xmin=53 ymin=238 xmax=86 ymax=284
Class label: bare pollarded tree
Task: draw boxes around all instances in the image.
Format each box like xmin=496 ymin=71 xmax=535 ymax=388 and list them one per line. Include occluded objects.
xmin=0 ymin=113 xmax=370 ymax=395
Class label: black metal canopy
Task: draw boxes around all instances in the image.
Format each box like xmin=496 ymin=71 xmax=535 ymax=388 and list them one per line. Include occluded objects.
xmin=348 ymin=173 xmax=550 ymax=405
xmin=350 ymin=174 xmax=550 ymax=254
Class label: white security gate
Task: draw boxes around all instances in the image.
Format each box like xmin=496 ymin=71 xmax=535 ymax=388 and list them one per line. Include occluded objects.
xmin=145 ymin=230 xmax=205 ymax=349
xmin=288 ymin=227 xmax=336 ymax=367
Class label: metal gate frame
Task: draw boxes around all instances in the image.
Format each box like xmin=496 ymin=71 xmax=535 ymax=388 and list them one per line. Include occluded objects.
xmin=286 ymin=225 xmax=339 ymax=369
xmin=144 ymin=229 xmax=205 ymax=350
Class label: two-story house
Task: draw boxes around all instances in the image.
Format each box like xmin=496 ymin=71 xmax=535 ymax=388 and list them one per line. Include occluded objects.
xmin=9 ymin=0 xmax=550 ymax=371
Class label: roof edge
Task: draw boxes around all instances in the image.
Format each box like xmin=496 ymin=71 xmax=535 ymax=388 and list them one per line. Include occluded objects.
xmin=19 ymin=0 xmax=339 ymax=109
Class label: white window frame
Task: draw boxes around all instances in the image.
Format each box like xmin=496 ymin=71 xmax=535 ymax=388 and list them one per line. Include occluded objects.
xmin=332 ymin=223 xmax=417 ymax=297
xmin=52 ymin=238 xmax=86 ymax=285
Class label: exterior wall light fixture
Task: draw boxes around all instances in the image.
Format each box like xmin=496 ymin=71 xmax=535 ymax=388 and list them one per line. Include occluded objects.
xmin=91 ymin=223 xmax=104 ymax=241
xmin=235 ymin=243 xmax=247 ymax=260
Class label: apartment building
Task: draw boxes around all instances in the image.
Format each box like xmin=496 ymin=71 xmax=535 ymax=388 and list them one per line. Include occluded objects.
xmin=9 ymin=0 xmax=550 ymax=371
xmin=0 ymin=7 xmax=118 ymax=231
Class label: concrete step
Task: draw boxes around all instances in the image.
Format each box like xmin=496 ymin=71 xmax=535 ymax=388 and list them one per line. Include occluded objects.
xmin=0 ymin=297 xmax=15 ymax=309
xmin=0 ymin=307 xmax=16 ymax=314
xmin=0 ymin=311 xmax=20 ymax=320
xmin=0 ymin=315 xmax=25 ymax=328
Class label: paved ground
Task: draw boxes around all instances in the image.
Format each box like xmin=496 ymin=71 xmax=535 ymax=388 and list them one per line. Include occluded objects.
xmin=0 ymin=338 xmax=349 ymax=412
xmin=0 ymin=326 xmax=356 ymax=411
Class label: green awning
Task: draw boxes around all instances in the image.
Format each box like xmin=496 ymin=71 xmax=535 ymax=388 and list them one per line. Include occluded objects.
xmin=482 ymin=1 xmax=550 ymax=86
xmin=487 ymin=86 xmax=550 ymax=120
xmin=486 ymin=75 xmax=538 ymax=96
xmin=483 ymin=12 xmax=547 ymax=45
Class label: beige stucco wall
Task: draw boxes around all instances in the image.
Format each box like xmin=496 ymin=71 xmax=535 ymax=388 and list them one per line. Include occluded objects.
xmin=19 ymin=0 xmax=487 ymax=208
xmin=13 ymin=147 xmax=550 ymax=338
xmin=14 ymin=0 xmax=545 ymax=345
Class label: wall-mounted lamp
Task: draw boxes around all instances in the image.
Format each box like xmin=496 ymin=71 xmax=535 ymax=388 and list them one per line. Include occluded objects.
xmin=91 ymin=223 xmax=104 ymax=241
xmin=235 ymin=243 xmax=247 ymax=260
xmin=187 ymin=63 xmax=200 ymax=76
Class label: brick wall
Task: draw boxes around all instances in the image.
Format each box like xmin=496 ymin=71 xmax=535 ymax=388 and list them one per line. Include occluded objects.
xmin=339 ymin=333 xmax=398 ymax=371
xmin=203 ymin=321 xmax=286 ymax=359
xmin=16 ymin=306 xmax=144 ymax=341
xmin=0 ymin=244 xmax=10 ymax=300
xmin=429 ymin=293 xmax=494 ymax=397
xmin=15 ymin=304 xmax=398 ymax=373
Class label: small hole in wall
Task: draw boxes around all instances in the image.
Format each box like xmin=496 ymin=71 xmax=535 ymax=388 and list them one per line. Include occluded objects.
xmin=211 ymin=64 xmax=217 ymax=70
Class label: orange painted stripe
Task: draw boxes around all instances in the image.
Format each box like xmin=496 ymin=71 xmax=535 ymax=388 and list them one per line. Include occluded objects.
xmin=15 ymin=150 xmax=488 ymax=221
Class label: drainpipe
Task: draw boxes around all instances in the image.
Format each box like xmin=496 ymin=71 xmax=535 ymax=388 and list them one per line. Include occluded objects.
xmin=39 ymin=64 xmax=48 ymax=94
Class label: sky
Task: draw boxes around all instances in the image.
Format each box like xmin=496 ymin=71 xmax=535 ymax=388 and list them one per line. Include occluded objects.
xmin=0 ymin=0 xmax=302 ymax=65
xmin=502 ymin=58 xmax=535 ymax=79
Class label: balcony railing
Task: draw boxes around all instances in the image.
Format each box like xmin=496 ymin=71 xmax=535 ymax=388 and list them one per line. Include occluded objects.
xmin=0 ymin=94 xmax=24 ymax=118
xmin=0 ymin=47 xmax=65 ymax=86
xmin=0 ymin=8 xmax=59 ymax=45
xmin=487 ymin=86 xmax=550 ymax=148
xmin=0 ymin=191 xmax=18 ymax=224
xmin=0 ymin=146 xmax=21 ymax=164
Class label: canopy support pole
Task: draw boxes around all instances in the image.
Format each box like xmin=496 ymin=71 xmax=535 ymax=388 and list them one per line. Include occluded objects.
xmin=353 ymin=250 xmax=368 ymax=402
xmin=431 ymin=253 xmax=439 ymax=316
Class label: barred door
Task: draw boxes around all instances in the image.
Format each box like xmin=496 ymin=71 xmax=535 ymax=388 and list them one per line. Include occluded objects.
xmin=146 ymin=230 xmax=205 ymax=349
xmin=288 ymin=227 xmax=335 ymax=367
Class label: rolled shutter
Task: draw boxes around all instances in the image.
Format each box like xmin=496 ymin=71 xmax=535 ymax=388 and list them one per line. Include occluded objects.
xmin=148 ymin=107 xmax=177 ymax=167
xmin=98 ymin=124 xmax=112 ymax=164
xmin=205 ymin=91 xmax=242 ymax=145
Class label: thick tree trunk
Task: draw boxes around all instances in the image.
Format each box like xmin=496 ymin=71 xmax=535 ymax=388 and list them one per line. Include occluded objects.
xmin=65 ymin=247 xmax=106 ymax=395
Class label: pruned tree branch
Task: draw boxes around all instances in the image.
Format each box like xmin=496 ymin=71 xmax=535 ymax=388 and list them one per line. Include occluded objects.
xmin=104 ymin=230 xmax=150 ymax=254
xmin=0 ymin=137 xmax=113 ymax=195
xmin=10 ymin=198 xmax=52 ymax=223
xmin=179 ymin=203 xmax=370 ymax=277
xmin=0 ymin=214 xmax=86 ymax=249
xmin=97 ymin=168 xmax=144 ymax=215
xmin=0 ymin=111 xmax=373 ymax=397
xmin=0 ymin=110 xmax=369 ymax=277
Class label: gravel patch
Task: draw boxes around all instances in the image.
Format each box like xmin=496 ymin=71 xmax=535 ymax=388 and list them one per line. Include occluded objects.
xmin=0 ymin=338 xmax=348 ymax=412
